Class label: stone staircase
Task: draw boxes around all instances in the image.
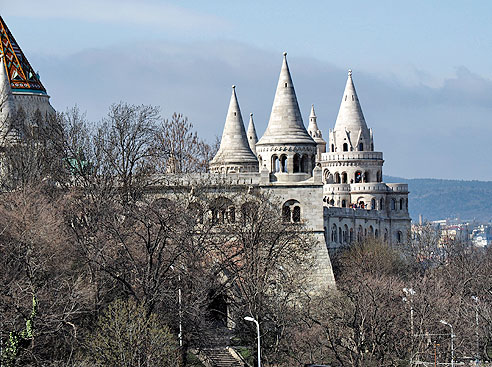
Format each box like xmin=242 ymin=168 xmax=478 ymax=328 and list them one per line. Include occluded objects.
xmin=194 ymin=347 xmax=249 ymax=367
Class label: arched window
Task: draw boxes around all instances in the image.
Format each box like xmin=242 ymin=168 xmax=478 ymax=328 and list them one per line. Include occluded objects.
xmin=384 ymin=229 xmax=388 ymax=242
xmin=342 ymin=172 xmax=348 ymax=183
xmin=400 ymin=198 xmax=404 ymax=210
xmin=258 ymin=155 xmax=262 ymax=166
xmin=282 ymin=200 xmax=301 ymax=223
xmin=359 ymin=200 xmax=365 ymax=209
xmin=272 ymin=155 xmax=279 ymax=172
xmin=343 ymin=143 xmax=348 ymax=152
xmin=369 ymin=226 xmax=374 ymax=236
xmin=280 ymin=155 xmax=288 ymax=173
xmin=358 ymin=142 xmax=363 ymax=151
xmin=334 ymin=172 xmax=341 ymax=184
xmin=293 ymin=154 xmax=300 ymax=173
xmin=341 ymin=199 xmax=346 ymax=208
xmin=397 ymin=231 xmax=403 ymax=243
xmin=371 ymin=198 xmax=376 ymax=209
xmin=331 ymin=224 xmax=337 ymax=242
xmin=364 ymin=171 xmax=370 ymax=183
xmin=350 ymin=228 xmax=354 ymax=243
xmin=406 ymin=199 xmax=408 ymax=210
xmin=331 ymin=144 xmax=335 ymax=152
xmin=339 ymin=227 xmax=343 ymax=244
xmin=375 ymin=229 xmax=379 ymax=238
xmin=377 ymin=171 xmax=382 ymax=182
xmin=391 ymin=199 xmax=396 ymax=210
xmin=343 ymin=225 xmax=349 ymax=243
xmin=355 ymin=171 xmax=362 ymax=183
xmin=380 ymin=198 xmax=384 ymax=210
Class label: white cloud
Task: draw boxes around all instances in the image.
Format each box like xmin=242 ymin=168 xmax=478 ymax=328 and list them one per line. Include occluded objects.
xmin=2 ymin=0 xmax=226 ymax=31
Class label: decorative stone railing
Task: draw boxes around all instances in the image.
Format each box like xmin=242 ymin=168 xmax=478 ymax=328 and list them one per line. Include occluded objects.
xmin=321 ymin=151 xmax=383 ymax=161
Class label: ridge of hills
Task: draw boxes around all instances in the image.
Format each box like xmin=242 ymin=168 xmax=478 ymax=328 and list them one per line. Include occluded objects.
xmin=383 ymin=175 xmax=492 ymax=223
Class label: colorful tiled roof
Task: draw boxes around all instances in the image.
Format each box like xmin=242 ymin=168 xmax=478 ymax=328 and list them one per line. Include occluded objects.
xmin=0 ymin=16 xmax=46 ymax=94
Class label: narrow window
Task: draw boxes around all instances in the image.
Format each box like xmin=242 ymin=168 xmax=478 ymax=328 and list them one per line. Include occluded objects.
xmin=292 ymin=206 xmax=301 ymax=222
xmin=280 ymin=155 xmax=288 ymax=173
xmin=331 ymin=144 xmax=335 ymax=152
xmin=343 ymin=143 xmax=348 ymax=152
xmin=284 ymin=82 xmax=288 ymax=87
xmin=341 ymin=200 xmax=346 ymax=208
xmin=359 ymin=143 xmax=363 ymax=151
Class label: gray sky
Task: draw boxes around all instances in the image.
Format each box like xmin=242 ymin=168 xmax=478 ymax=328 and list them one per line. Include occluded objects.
xmin=3 ymin=0 xmax=492 ymax=180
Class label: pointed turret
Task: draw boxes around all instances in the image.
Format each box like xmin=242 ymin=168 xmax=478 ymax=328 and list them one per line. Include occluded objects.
xmin=257 ymin=52 xmax=315 ymax=146
xmin=0 ymin=16 xmax=54 ymax=115
xmin=307 ymin=104 xmax=326 ymax=159
xmin=209 ymin=86 xmax=259 ymax=173
xmin=331 ymin=70 xmax=371 ymax=152
xmin=247 ymin=113 xmax=258 ymax=156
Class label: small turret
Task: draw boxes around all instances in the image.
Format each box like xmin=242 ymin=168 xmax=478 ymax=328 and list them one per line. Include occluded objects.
xmin=307 ymin=104 xmax=326 ymax=160
xmin=247 ymin=113 xmax=258 ymax=156
xmin=209 ymin=86 xmax=259 ymax=173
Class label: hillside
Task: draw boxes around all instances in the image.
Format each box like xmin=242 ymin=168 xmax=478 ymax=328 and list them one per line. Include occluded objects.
xmin=384 ymin=175 xmax=492 ymax=222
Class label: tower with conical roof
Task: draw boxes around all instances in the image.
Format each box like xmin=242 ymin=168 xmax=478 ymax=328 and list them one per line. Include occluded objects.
xmin=256 ymin=52 xmax=317 ymax=182
xmin=321 ymin=69 xmax=410 ymax=248
xmin=323 ymin=70 xmax=383 ymax=187
xmin=209 ymin=86 xmax=259 ymax=173
xmin=307 ymin=104 xmax=326 ymax=160
xmin=0 ymin=16 xmax=55 ymax=116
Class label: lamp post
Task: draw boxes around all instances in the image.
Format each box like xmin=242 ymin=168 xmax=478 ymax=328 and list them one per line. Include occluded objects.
xmin=472 ymin=296 xmax=479 ymax=365
xmin=244 ymin=316 xmax=261 ymax=367
xmin=170 ymin=265 xmax=183 ymax=347
xmin=403 ymin=287 xmax=416 ymax=366
xmin=440 ymin=320 xmax=454 ymax=367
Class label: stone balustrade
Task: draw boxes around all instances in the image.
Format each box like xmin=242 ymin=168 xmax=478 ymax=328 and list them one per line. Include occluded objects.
xmin=321 ymin=151 xmax=383 ymax=161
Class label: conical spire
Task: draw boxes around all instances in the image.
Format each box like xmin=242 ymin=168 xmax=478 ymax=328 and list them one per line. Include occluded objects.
xmin=210 ymin=86 xmax=258 ymax=172
xmin=308 ymin=104 xmax=321 ymax=134
xmin=247 ymin=113 xmax=258 ymax=155
xmin=334 ymin=69 xmax=369 ymax=133
xmin=257 ymin=52 xmax=314 ymax=146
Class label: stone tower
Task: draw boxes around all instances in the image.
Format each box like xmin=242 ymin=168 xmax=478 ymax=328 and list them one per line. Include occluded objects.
xmin=321 ymin=70 xmax=410 ymax=246
xmin=209 ymin=86 xmax=259 ymax=173
xmin=256 ymin=52 xmax=317 ymax=182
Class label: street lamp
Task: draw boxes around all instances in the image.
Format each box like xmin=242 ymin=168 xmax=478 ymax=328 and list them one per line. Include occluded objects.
xmin=403 ymin=287 xmax=416 ymax=366
xmin=471 ymin=296 xmax=480 ymax=365
xmin=244 ymin=316 xmax=261 ymax=367
xmin=440 ymin=319 xmax=455 ymax=367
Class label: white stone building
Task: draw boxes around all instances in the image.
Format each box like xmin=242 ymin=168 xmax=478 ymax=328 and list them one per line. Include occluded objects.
xmin=0 ymin=15 xmax=410 ymax=290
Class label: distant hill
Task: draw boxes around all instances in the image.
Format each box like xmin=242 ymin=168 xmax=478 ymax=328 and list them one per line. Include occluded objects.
xmin=384 ymin=175 xmax=492 ymax=222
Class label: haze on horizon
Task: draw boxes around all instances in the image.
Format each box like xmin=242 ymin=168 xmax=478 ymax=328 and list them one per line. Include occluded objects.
xmin=3 ymin=0 xmax=492 ymax=181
